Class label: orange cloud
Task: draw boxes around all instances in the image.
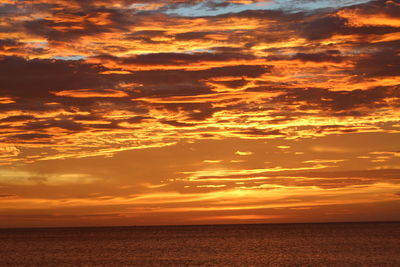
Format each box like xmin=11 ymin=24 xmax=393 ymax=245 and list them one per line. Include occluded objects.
xmin=53 ymin=89 xmax=129 ymax=98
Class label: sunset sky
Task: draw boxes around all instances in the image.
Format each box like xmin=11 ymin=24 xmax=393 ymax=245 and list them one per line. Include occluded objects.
xmin=0 ymin=0 xmax=400 ymax=227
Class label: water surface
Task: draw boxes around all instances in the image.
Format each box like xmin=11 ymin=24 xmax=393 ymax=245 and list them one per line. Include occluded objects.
xmin=0 ymin=222 xmax=399 ymax=266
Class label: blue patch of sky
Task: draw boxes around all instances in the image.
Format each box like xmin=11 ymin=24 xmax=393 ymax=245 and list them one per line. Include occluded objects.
xmin=0 ymin=3 xmax=20 ymax=14
xmin=26 ymin=41 xmax=48 ymax=49
xmin=52 ymin=55 xmax=86 ymax=61
xmin=165 ymin=0 xmax=371 ymax=17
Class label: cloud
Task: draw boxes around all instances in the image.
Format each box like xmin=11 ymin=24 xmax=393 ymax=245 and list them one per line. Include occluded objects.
xmin=299 ymin=15 xmax=348 ymax=41
xmin=53 ymin=89 xmax=129 ymax=98
xmin=235 ymin=151 xmax=253 ymax=156
xmin=10 ymin=133 xmax=52 ymax=140
xmin=311 ymin=146 xmax=352 ymax=153
xmin=0 ymin=194 xmax=17 ymax=198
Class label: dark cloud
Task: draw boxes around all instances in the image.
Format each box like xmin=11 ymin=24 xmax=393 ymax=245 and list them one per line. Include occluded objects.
xmin=126 ymin=30 xmax=167 ymax=43
xmin=0 ymin=4 xmax=19 ymax=16
xmin=292 ymin=52 xmax=344 ymax=63
xmin=23 ymin=119 xmax=84 ymax=132
xmin=174 ymin=31 xmax=212 ymax=40
xmin=354 ymin=49 xmax=400 ymax=78
xmin=0 ymin=194 xmax=17 ymax=198
xmin=0 ymin=56 xmax=110 ymax=98
xmin=161 ymin=102 xmax=216 ymax=121
xmin=124 ymin=116 xmax=153 ymax=123
xmin=213 ymin=79 xmax=249 ymax=89
xmin=128 ymin=65 xmax=270 ymax=99
xmin=235 ymin=129 xmax=284 ymax=136
xmin=299 ymin=15 xmax=347 ymax=40
xmin=73 ymin=114 xmax=102 ymax=121
xmin=266 ymin=51 xmax=345 ymax=63
xmin=23 ymin=7 xmax=135 ymax=41
xmin=161 ymin=120 xmax=198 ymax=127
xmin=272 ymin=85 xmax=399 ymax=112
xmin=95 ymin=51 xmax=256 ymax=66
xmin=0 ymin=39 xmax=19 ymax=48
xmin=0 ymin=115 xmax=35 ymax=122
xmin=10 ymin=133 xmax=52 ymax=140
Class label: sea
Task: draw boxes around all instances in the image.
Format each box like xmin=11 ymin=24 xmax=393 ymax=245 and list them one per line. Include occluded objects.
xmin=0 ymin=222 xmax=399 ymax=266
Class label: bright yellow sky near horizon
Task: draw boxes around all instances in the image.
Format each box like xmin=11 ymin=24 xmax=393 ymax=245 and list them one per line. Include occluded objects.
xmin=0 ymin=0 xmax=399 ymax=227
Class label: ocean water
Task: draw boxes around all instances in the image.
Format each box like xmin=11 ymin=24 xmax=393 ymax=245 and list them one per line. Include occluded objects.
xmin=0 ymin=222 xmax=399 ymax=266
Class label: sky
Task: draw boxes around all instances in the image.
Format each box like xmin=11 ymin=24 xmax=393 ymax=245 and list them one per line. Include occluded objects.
xmin=0 ymin=0 xmax=399 ymax=228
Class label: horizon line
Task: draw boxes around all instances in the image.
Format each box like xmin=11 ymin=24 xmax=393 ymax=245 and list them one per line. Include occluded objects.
xmin=1 ymin=220 xmax=399 ymax=231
